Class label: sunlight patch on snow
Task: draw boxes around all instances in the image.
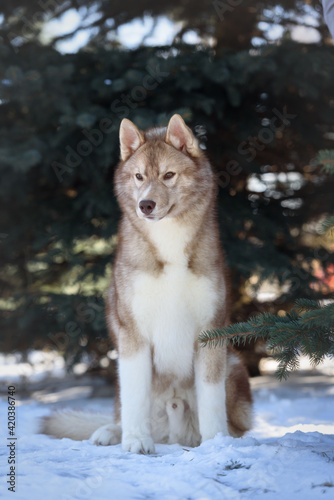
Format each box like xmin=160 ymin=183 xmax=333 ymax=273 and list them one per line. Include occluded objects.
xmin=253 ymin=414 xmax=334 ymax=439
xmin=260 ymin=355 xmax=334 ymax=376
xmin=286 ymin=423 xmax=334 ymax=435
xmin=0 ymin=351 xmax=66 ymax=383
xmin=34 ymin=386 xmax=93 ymax=403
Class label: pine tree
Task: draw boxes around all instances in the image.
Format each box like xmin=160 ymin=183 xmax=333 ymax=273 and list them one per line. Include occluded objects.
xmin=200 ymin=151 xmax=334 ymax=379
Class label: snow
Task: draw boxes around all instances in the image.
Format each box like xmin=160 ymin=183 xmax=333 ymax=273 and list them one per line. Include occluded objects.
xmin=1 ymin=353 xmax=334 ymax=499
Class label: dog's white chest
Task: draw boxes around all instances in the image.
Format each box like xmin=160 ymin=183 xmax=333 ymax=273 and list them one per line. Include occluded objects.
xmin=130 ymin=220 xmax=219 ymax=378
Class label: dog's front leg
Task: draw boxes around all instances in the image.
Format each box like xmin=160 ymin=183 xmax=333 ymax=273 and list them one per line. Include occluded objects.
xmin=118 ymin=343 xmax=155 ymax=454
xmin=195 ymin=343 xmax=229 ymax=442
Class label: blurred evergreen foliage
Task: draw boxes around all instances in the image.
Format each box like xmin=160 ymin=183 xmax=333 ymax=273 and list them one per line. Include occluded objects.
xmin=200 ymin=150 xmax=334 ymax=379
xmin=0 ymin=0 xmax=329 ymax=51
xmin=0 ymin=0 xmax=334 ymax=373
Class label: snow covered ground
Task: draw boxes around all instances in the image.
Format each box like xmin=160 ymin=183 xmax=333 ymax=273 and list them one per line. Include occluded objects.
xmin=0 ymin=352 xmax=333 ymax=500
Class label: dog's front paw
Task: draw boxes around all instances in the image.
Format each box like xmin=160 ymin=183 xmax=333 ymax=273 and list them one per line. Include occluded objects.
xmin=90 ymin=424 xmax=121 ymax=446
xmin=122 ymin=433 xmax=155 ymax=454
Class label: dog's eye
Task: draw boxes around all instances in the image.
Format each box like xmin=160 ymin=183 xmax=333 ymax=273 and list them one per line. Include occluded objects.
xmin=164 ymin=172 xmax=175 ymax=180
xmin=136 ymin=173 xmax=143 ymax=181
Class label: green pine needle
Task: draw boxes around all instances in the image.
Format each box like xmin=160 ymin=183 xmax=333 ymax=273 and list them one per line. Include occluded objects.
xmin=200 ymin=299 xmax=334 ymax=380
xmin=317 ymin=149 xmax=334 ymax=174
xmin=320 ymin=216 xmax=334 ymax=236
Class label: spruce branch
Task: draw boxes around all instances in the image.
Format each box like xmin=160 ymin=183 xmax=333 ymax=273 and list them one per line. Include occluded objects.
xmin=316 ymin=150 xmax=334 ymax=236
xmin=199 ymin=300 xmax=334 ymax=380
xmin=317 ymin=149 xmax=334 ymax=174
xmin=201 ymin=151 xmax=334 ymax=380
xmin=320 ymin=216 xmax=334 ymax=237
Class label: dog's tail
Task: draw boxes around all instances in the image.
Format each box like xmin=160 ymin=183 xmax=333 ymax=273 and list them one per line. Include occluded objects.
xmin=40 ymin=410 xmax=115 ymax=441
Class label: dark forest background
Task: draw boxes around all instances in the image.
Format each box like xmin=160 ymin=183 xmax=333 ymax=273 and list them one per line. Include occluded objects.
xmin=0 ymin=0 xmax=333 ymax=377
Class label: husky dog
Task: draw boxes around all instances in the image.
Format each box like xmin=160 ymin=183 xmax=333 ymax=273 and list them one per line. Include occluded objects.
xmin=42 ymin=115 xmax=252 ymax=453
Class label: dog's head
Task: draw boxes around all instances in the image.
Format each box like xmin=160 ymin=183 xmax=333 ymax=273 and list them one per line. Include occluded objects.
xmin=115 ymin=114 xmax=214 ymax=222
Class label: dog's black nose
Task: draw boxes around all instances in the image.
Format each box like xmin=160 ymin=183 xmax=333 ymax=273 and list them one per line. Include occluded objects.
xmin=139 ymin=200 xmax=156 ymax=215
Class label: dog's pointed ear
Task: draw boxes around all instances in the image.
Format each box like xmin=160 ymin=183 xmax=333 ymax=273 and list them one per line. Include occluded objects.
xmin=165 ymin=114 xmax=200 ymax=157
xmin=119 ymin=119 xmax=145 ymax=161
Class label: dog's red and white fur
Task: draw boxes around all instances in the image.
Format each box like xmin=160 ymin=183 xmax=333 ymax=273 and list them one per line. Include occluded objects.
xmin=42 ymin=115 xmax=252 ymax=453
